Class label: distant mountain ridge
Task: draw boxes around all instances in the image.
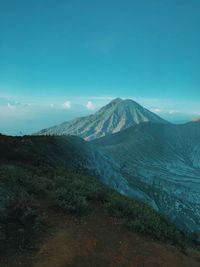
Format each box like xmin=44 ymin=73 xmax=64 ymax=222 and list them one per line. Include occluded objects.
xmin=37 ymin=98 xmax=168 ymax=140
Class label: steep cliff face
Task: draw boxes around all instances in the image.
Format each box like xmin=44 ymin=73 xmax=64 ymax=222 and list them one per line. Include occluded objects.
xmin=93 ymin=122 xmax=200 ymax=234
xmin=37 ymin=98 xmax=168 ymax=140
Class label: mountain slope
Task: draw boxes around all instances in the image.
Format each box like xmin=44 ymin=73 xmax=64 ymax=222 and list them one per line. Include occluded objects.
xmin=2 ymin=134 xmax=200 ymax=267
xmin=37 ymin=98 xmax=168 ymax=140
xmin=92 ymin=122 xmax=200 ymax=234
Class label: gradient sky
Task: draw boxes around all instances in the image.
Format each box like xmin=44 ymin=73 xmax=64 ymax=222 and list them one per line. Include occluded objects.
xmin=0 ymin=0 xmax=200 ymax=135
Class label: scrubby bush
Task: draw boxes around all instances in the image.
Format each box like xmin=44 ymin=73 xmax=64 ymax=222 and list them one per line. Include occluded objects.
xmin=0 ymin=165 xmax=50 ymax=195
xmin=0 ymin=179 xmax=36 ymax=224
xmin=0 ymin=187 xmax=14 ymax=221
xmin=53 ymin=173 xmax=108 ymax=202
xmin=0 ymin=165 xmax=40 ymax=251
xmin=54 ymin=188 xmax=90 ymax=215
xmin=190 ymin=232 xmax=200 ymax=246
xmin=52 ymin=172 xmax=109 ymax=215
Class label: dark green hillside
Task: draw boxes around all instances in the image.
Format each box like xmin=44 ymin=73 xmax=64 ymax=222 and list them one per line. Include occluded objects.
xmin=0 ymin=134 xmax=91 ymax=170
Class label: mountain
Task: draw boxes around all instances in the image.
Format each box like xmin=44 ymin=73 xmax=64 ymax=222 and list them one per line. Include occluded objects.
xmin=37 ymin=98 xmax=168 ymax=140
xmin=92 ymin=122 xmax=200 ymax=235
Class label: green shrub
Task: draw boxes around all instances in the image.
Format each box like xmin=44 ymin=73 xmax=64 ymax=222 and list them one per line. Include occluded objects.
xmin=0 ymin=184 xmax=36 ymax=224
xmin=0 ymin=165 xmax=50 ymax=195
xmin=54 ymin=188 xmax=90 ymax=215
xmin=53 ymin=173 xmax=108 ymax=202
xmin=104 ymin=196 xmax=134 ymax=218
xmin=52 ymin=172 xmax=109 ymax=215
xmin=0 ymin=187 xmax=14 ymax=221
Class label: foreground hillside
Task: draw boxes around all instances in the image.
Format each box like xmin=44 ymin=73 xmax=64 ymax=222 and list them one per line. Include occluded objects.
xmin=2 ymin=199 xmax=200 ymax=267
xmin=0 ymin=134 xmax=200 ymax=266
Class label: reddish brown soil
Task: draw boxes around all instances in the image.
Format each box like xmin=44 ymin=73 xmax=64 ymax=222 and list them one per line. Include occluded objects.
xmin=2 ymin=201 xmax=200 ymax=267
xmin=34 ymin=202 xmax=200 ymax=267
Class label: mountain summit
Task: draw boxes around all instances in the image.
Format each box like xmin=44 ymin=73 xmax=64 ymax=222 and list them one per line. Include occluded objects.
xmin=37 ymin=98 xmax=168 ymax=140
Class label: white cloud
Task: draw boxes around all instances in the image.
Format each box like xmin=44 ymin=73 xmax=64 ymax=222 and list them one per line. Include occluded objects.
xmin=150 ymin=108 xmax=162 ymax=113
xmin=63 ymin=101 xmax=71 ymax=109
xmin=7 ymin=102 xmax=14 ymax=109
xmin=168 ymin=110 xmax=178 ymax=114
xmin=86 ymin=101 xmax=95 ymax=110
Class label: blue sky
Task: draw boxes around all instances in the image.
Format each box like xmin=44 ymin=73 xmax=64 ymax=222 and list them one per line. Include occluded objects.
xmin=0 ymin=0 xmax=200 ymax=135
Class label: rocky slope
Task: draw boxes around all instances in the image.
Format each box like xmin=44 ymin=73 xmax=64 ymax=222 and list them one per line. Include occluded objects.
xmin=37 ymin=98 xmax=168 ymax=140
xmin=93 ymin=122 xmax=200 ymax=235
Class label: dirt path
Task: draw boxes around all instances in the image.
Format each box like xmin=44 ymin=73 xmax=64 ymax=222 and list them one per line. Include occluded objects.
xmin=32 ymin=206 xmax=200 ymax=267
